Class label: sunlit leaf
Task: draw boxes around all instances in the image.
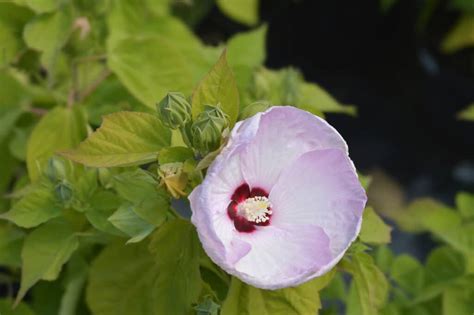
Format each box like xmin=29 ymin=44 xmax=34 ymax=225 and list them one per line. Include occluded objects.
xmin=344 ymin=253 xmax=389 ymax=315
xmin=457 ymin=104 xmax=474 ymax=121
xmin=61 ymin=111 xmax=170 ymax=167
xmin=359 ymin=207 xmax=392 ymax=245
xmin=192 ymin=50 xmax=240 ymax=125
xmin=456 ymin=191 xmax=474 ymax=219
xmin=216 ymin=0 xmax=259 ymax=26
xmin=441 ymin=14 xmax=474 ymax=53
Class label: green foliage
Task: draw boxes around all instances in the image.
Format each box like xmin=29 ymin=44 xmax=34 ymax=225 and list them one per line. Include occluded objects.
xmin=441 ymin=14 xmax=474 ymax=53
xmin=61 ymin=112 xmax=171 ymax=167
xmin=457 ymin=104 xmax=474 ymax=121
xmin=192 ymin=51 xmax=239 ymax=126
xmin=359 ymin=207 xmax=392 ymax=245
xmin=216 ymin=0 xmax=259 ymax=26
xmin=221 ymin=271 xmax=335 ymax=315
xmin=16 ymin=219 xmax=79 ymax=304
xmin=27 ymin=106 xmax=87 ymax=181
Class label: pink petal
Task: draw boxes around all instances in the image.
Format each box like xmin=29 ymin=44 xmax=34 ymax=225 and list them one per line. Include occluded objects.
xmin=232 ymin=224 xmax=332 ymax=289
xmin=269 ymin=148 xmax=366 ymax=261
xmin=241 ymin=106 xmax=348 ymax=192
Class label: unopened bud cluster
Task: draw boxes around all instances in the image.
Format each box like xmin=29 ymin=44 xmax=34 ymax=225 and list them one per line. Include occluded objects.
xmin=157 ymin=93 xmax=229 ymax=155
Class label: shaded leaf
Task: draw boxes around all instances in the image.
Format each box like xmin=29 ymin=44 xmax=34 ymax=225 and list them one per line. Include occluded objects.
xmin=221 ymin=270 xmax=335 ymax=315
xmin=148 ymin=219 xmax=202 ymax=315
xmin=2 ymin=179 xmax=61 ymax=228
xmin=16 ymin=219 xmax=79 ymax=304
xmin=108 ymin=203 xmax=155 ymax=243
xmin=27 ymin=106 xmax=87 ymax=181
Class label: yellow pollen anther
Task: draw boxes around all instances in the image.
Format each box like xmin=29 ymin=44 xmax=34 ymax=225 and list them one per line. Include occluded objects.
xmin=238 ymin=196 xmax=272 ymax=223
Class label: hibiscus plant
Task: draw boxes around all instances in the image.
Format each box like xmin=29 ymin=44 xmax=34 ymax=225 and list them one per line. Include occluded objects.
xmin=0 ymin=1 xmax=473 ymax=315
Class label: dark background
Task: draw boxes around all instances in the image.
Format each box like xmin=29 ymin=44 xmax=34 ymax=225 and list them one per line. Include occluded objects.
xmin=198 ymin=0 xmax=474 ymax=205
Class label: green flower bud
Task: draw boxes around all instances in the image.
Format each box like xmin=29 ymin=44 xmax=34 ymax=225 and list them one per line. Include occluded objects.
xmin=240 ymin=100 xmax=271 ymax=119
xmin=191 ymin=105 xmax=229 ymax=154
xmin=45 ymin=157 xmax=67 ymax=182
xmin=157 ymin=92 xmax=192 ymax=129
xmin=55 ymin=181 xmax=73 ymax=203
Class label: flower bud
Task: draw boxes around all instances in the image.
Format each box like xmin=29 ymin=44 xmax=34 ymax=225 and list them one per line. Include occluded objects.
xmin=157 ymin=92 xmax=192 ymax=129
xmin=191 ymin=105 xmax=228 ymax=154
xmin=45 ymin=157 xmax=67 ymax=182
xmin=55 ymin=181 xmax=73 ymax=203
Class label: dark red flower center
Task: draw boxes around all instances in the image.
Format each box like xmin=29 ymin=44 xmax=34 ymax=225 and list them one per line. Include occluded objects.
xmin=227 ymin=183 xmax=272 ymax=233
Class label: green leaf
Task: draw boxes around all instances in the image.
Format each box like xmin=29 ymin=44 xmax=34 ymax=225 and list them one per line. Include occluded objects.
xmin=108 ymin=203 xmax=155 ymax=243
xmin=16 ymin=219 xmax=79 ymax=305
xmin=30 ymin=281 xmax=63 ymax=315
xmin=61 ymin=111 xmax=171 ymax=167
xmin=425 ymin=246 xmax=465 ymax=286
xmin=112 ymin=170 xmax=169 ymax=226
xmin=441 ymin=14 xmax=474 ymax=53
xmin=375 ymin=246 xmax=395 ymax=274
xmin=298 ymin=82 xmax=356 ymax=116
xmin=148 ymin=219 xmax=202 ymax=315
xmin=159 ymin=146 xmax=194 ymax=164
xmin=58 ymin=254 xmax=88 ymax=315
xmin=438 ymin=222 xmax=474 ymax=254
xmin=109 ymin=36 xmax=197 ymax=108
xmin=27 ymin=106 xmax=87 ymax=181
xmin=395 ymin=198 xmax=462 ymax=233
xmin=86 ymin=241 xmax=158 ymax=315
xmin=25 ymin=0 xmax=58 ymax=13
xmin=456 ymin=191 xmax=474 ymax=219
xmin=390 ymin=254 xmax=424 ymax=295
xmin=216 ymin=0 xmax=259 ymax=26
xmin=84 ymin=190 xmax=124 ymax=236
xmin=192 ymin=50 xmax=240 ymax=126
xmin=195 ymin=298 xmax=220 ymax=315
xmin=23 ymin=8 xmax=72 ymax=70
xmin=442 ymin=286 xmax=474 ymax=315
xmin=359 ymin=207 xmax=392 ymax=244
xmin=221 ymin=271 xmax=335 ymax=315
xmin=227 ymin=25 xmax=267 ymax=98
xmin=457 ymin=104 xmax=474 ymax=121
xmin=0 ymin=223 xmax=24 ymax=267
xmin=0 ymin=299 xmax=35 ymax=315
xmin=344 ymin=252 xmax=389 ymax=315
xmin=2 ymin=179 xmax=61 ymax=228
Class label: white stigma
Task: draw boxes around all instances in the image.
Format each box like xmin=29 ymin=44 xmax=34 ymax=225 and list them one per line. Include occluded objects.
xmin=238 ymin=196 xmax=272 ymax=223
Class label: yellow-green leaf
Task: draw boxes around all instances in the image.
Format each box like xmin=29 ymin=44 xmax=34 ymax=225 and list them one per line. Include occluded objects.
xmin=441 ymin=14 xmax=474 ymax=54
xmin=192 ymin=50 xmax=240 ymax=126
xmin=359 ymin=207 xmax=392 ymax=245
xmin=221 ymin=270 xmax=335 ymax=315
xmin=216 ymin=0 xmax=259 ymax=26
xmin=27 ymin=106 xmax=87 ymax=181
xmin=61 ymin=111 xmax=171 ymax=167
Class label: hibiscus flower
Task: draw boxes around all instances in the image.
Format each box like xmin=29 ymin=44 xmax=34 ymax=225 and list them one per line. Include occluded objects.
xmin=189 ymin=106 xmax=367 ymax=289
